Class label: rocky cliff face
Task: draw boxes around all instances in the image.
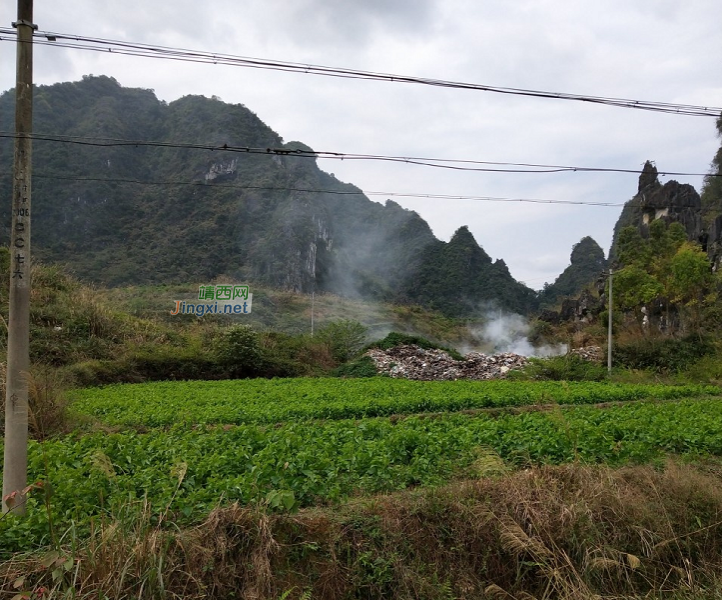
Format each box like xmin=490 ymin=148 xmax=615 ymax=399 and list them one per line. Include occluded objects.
xmin=611 ymin=161 xmax=708 ymax=259
xmin=707 ymin=216 xmax=722 ymax=270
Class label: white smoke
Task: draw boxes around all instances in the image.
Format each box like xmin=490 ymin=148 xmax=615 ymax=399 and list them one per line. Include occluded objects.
xmin=475 ymin=311 xmax=567 ymax=357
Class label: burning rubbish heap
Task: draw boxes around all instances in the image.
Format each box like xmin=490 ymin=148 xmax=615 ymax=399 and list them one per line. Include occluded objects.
xmin=365 ymin=344 xmax=528 ymax=381
xmin=568 ymin=345 xmax=604 ymax=362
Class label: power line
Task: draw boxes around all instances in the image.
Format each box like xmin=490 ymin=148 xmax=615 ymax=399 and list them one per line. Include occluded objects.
xmin=1 ymin=132 xmax=718 ymax=209
xmin=16 ymin=172 xmax=720 ymax=211
xmin=0 ymin=132 xmax=719 ymax=178
xmin=0 ymin=28 xmax=720 ymax=117
xmin=27 ymin=173 xmax=618 ymax=205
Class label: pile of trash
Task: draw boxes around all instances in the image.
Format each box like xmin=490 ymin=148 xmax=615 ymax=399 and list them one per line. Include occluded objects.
xmin=568 ymin=345 xmax=604 ymax=362
xmin=365 ymin=345 xmax=528 ymax=381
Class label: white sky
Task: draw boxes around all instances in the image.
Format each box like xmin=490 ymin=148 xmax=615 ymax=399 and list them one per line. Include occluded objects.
xmin=1 ymin=0 xmax=721 ymax=289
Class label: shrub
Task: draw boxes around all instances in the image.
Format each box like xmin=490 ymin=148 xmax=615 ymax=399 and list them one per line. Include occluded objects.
xmin=316 ymin=320 xmax=368 ymax=363
xmin=512 ymin=354 xmax=608 ymax=381
xmin=332 ymin=355 xmax=379 ymax=378
xmin=259 ymin=331 xmax=334 ymax=376
xmin=127 ymin=345 xmax=223 ymax=380
xmin=527 ymin=319 xmax=555 ymax=345
xmin=213 ymin=325 xmax=263 ymax=375
xmin=613 ymin=334 xmax=715 ymax=373
xmin=66 ymin=351 xmax=224 ymax=386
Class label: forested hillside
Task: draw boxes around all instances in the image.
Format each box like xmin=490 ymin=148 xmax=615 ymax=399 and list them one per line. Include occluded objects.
xmin=540 ymin=236 xmax=606 ymax=307
xmin=0 ymin=75 xmax=537 ymax=316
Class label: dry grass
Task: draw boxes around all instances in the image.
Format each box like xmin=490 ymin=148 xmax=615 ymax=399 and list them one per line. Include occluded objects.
xmin=0 ymin=363 xmax=73 ymax=440
xmin=3 ymin=460 xmax=722 ymax=599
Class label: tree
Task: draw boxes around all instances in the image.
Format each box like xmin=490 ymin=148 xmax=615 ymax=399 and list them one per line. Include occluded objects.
xmin=616 ymin=226 xmax=651 ymax=269
xmin=615 ymin=265 xmax=664 ymax=313
xmin=669 ymin=242 xmax=714 ymax=328
xmin=614 ymin=222 xmax=714 ymax=332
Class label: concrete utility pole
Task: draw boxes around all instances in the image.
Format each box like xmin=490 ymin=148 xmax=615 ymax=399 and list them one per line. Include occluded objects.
xmin=607 ymin=269 xmax=613 ymax=375
xmin=311 ymin=291 xmax=315 ymax=337
xmin=3 ymin=0 xmax=35 ymax=515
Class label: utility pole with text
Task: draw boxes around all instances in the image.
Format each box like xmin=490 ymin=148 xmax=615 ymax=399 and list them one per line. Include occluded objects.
xmin=2 ymin=0 xmax=35 ymax=515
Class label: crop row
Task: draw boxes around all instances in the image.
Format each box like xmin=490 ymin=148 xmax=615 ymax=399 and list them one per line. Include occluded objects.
xmin=3 ymin=396 xmax=722 ymax=554
xmin=68 ymin=378 xmax=719 ymax=426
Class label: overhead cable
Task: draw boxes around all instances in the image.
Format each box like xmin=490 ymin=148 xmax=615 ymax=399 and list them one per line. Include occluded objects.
xmin=13 ymin=172 xmax=719 ymax=211
xmin=0 ymin=132 xmax=718 ymax=177
xmin=0 ymin=28 xmax=719 ymax=117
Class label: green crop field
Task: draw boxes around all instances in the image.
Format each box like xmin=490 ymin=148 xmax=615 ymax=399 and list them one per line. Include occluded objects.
xmin=68 ymin=378 xmax=719 ymax=426
xmin=2 ymin=378 xmax=721 ymax=556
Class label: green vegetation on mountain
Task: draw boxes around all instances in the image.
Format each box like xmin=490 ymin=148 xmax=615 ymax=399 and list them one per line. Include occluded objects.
xmin=0 ymin=75 xmax=536 ymax=317
xmin=398 ymin=226 xmax=537 ymax=316
xmin=615 ymin=219 xmax=717 ymax=329
xmin=576 ymin=134 xmax=722 ymax=342
xmin=540 ymin=236 xmax=606 ymax=306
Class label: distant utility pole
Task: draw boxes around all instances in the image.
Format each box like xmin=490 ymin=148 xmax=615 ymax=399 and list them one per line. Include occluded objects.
xmin=607 ymin=269 xmax=613 ymax=375
xmin=3 ymin=0 xmax=35 ymax=515
xmin=311 ymin=291 xmax=315 ymax=337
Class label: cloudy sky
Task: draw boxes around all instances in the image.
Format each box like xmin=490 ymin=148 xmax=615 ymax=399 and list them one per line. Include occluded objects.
xmin=1 ymin=0 xmax=721 ymax=288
